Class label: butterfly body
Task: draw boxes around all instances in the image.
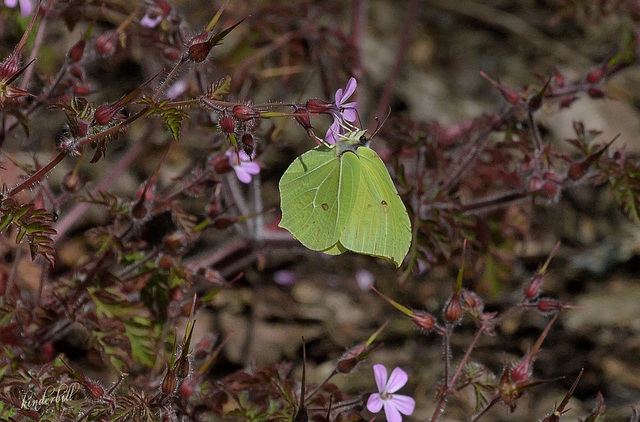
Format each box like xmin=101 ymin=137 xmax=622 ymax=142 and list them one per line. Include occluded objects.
xmin=279 ymin=130 xmax=411 ymax=267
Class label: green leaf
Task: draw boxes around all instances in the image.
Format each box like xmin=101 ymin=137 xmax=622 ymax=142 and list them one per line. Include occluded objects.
xmin=0 ymin=198 xmax=57 ymax=265
xmin=205 ymin=76 xmax=231 ymax=100
xmin=88 ymin=287 xmax=156 ymax=368
xmin=611 ymin=166 xmax=640 ymax=223
xmin=140 ymin=96 xmax=189 ymax=142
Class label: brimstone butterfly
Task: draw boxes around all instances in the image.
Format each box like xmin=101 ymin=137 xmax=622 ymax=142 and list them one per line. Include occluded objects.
xmin=279 ymin=129 xmax=411 ymax=267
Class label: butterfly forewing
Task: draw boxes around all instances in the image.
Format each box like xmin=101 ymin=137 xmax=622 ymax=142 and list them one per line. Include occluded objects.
xmin=279 ymin=145 xmax=360 ymax=251
xmin=339 ymin=147 xmax=411 ymax=267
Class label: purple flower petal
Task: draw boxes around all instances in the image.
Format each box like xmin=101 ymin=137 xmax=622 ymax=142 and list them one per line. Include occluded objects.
xmin=334 ymin=87 xmax=344 ymax=106
xmin=273 ymin=270 xmax=296 ymax=286
xmin=366 ymin=393 xmax=384 ymax=413
xmin=165 ymin=79 xmax=188 ymax=100
xmin=386 ymin=367 xmax=409 ymax=393
xmin=19 ymin=0 xmax=33 ymax=15
xmin=368 ymin=364 xmax=414 ymax=422
xmin=5 ymin=0 xmax=18 ymax=8
xmin=140 ymin=13 xmax=163 ymax=28
xmin=372 ymin=364 xmax=388 ymax=392
xmin=342 ymin=77 xmax=357 ymax=102
xmin=383 ymin=400 xmax=403 ymax=422
xmin=227 ymin=149 xmax=260 ymax=183
xmin=234 ymin=167 xmax=252 ymax=184
xmin=241 ymin=161 xmax=261 ymax=175
xmin=341 ymin=103 xmax=358 ymax=122
xmin=323 ymin=77 xmax=361 ymax=144
xmin=391 ymin=395 xmax=416 ymax=415
xmin=325 ymin=120 xmax=341 ymax=145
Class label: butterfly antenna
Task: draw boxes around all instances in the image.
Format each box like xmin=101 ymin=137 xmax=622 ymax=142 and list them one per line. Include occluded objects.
xmin=370 ymin=107 xmax=392 ymax=139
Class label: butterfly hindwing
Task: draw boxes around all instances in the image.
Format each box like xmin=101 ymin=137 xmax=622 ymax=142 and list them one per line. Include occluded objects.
xmin=339 ymin=147 xmax=411 ymax=267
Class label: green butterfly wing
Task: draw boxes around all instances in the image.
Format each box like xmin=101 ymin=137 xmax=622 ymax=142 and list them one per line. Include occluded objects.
xmin=279 ymin=145 xmax=360 ymax=251
xmin=339 ymin=147 xmax=411 ymax=267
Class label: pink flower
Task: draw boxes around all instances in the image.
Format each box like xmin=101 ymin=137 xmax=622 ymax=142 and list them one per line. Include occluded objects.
xmin=367 ymin=364 xmax=415 ymax=422
xmin=273 ymin=270 xmax=296 ymax=286
xmin=325 ymin=77 xmax=358 ymax=144
xmin=140 ymin=13 xmax=163 ymax=28
xmin=3 ymin=0 xmax=34 ymax=16
xmin=226 ymin=150 xmax=260 ymax=184
xmin=140 ymin=0 xmax=171 ymax=28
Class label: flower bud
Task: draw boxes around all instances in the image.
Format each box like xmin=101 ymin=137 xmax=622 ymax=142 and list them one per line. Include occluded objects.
xmin=587 ymin=87 xmax=605 ymax=98
xmin=305 ymin=98 xmax=333 ymax=114
xmin=336 ymin=343 xmax=369 ymax=374
xmin=219 ymin=115 xmax=236 ymax=134
xmin=524 ymin=274 xmax=543 ymax=299
xmin=187 ymin=31 xmax=213 ymax=63
xmin=232 ymin=104 xmax=260 ymax=121
xmin=411 ymin=311 xmax=435 ymax=331
xmin=95 ymin=32 xmax=118 ymax=56
xmin=175 ymin=356 xmax=190 ymax=379
xmin=567 ymin=161 xmax=589 ymax=181
xmin=540 ymin=181 xmax=558 ymax=200
xmin=72 ymin=120 xmax=89 ymax=138
xmin=543 ymin=171 xmax=563 ymax=184
xmin=163 ymin=231 xmax=189 ymax=254
xmin=293 ymin=107 xmax=312 ymax=131
xmin=69 ymin=66 xmax=85 ymax=80
xmin=586 ymin=66 xmax=606 ymax=84
xmin=0 ymin=54 xmax=20 ymax=80
xmin=73 ymin=85 xmax=91 ymax=96
xmin=462 ymin=289 xmax=482 ymax=309
xmin=537 ymin=298 xmax=564 ymax=313
xmin=552 ymin=70 xmax=565 ymax=87
xmin=68 ymin=40 xmax=85 ymax=63
xmin=241 ymin=132 xmax=255 ymax=156
xmin=461 ymin=289 xmax=486 ymax=319
xmin=527 ymin=93 xmax=542 ymax=112
xmin=162 ymin=368 xmax=177 ymax=394
xmin=156 ymin=0 xmax=172 ymax=15
xmin=131 ymin=199 xmax=149 ymax=221
xmin=510 ymin=357 xmax=532 ymax=383
xmin=499 ymin=86 xmax=521 ymax=105
xmin=179 ymin=377 xmax=197 ymax=399
xmin=529 ymin=176 xmax=543 ymax=192
xmin=94 ymin=102 xmax=121 ymax=125
xmin=84 ymin=380 xmax=104 ymax=399
xmin=444 ymin=293 xmax=463 ymax=323
xmin=559 ymin=95 xmax=577 ymax=108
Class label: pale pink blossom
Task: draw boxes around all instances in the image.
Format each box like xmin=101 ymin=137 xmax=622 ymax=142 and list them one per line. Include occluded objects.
xmin=366 ymin=364 xmax=415 ymax=422
xmin=226 ymin=150 xmax=260 ymax=184
xmin=4 ymin=0 xmax=34 ymax=16
xmin=140 ymin=13 xmax=163 ymax=28
xmin=325 ymin=77 xmax=358 ymax=144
